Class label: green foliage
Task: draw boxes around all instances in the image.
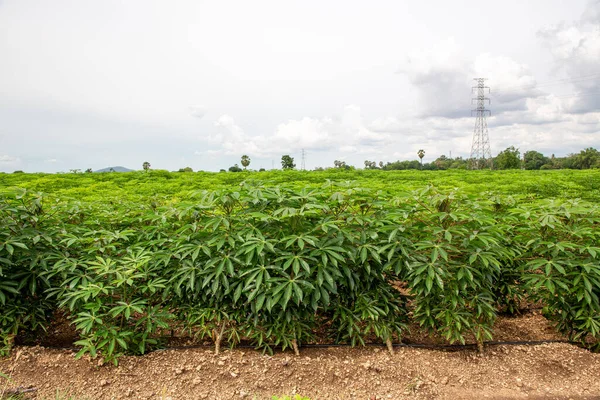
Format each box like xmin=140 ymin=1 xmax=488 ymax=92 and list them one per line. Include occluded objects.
xmin=1 ymin=171 xmax=600 ymax=363
xmin=417 ymin=149 xmax=425 ymax=167
xmin=514 ymin=199 xmax=600 ymax=350
xmin=50 ymin=250 xmax=172 ymax=365
xmin=241 ymin=155 xmax=251 ymax=169
xmin=281 ymin=155 xmax=296 ymax=170
xmin=523 ymin=150 xmax=549 ymax=170
xmin=0 ymin=189 xmax=57 ymax=356
xmin=495 ymin=146 xmax=521 ymax=170
xmin=2 ymin=169 xmax=600 ymax=203
xmin=573 ymin=147 xmax=600 ymax=169
xmin=383 ymin=188 xmax=515 ymax=346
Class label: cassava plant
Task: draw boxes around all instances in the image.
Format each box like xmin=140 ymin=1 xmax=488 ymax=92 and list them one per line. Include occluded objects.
xmin=47 ymin=220 xmax=173 ymax=365
xmin=514 ymin=199 xmax=600 ymax=351
xmin=3 ymin=174 xmax=600 ymax=364
xmin=383 ymin=187 xmax=513 ymax=351
xmin=0 ymin=190 xmax=57 ymax=355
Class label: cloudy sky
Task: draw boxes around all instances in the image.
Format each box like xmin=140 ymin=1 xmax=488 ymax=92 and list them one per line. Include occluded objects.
xmin=1 ymin=0 xmax=599 ymax=172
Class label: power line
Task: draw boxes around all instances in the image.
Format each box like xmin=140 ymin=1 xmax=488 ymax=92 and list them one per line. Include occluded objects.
xmin=494 ymin=73 xmax=600 ymax=95
xmin=553 ymin=90 xmax=600 ymax=100
xmin=494 ymin=89 xmax=600 ymax=103
xmin=496 ymin=73 xmax=600 ymax=92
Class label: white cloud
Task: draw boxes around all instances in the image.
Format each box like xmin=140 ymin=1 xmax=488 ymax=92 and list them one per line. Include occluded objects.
xmin=189 ymin=105 xmax=206 ymax=119
xmin=582 ymin=0 xmax=600 ymax=23
xmin=199 ymin=106 xmax=394 ymax=159
xmin=0 ymin=155 xmax=19 ymax=163
xmin=537 ymin=0 xmax=600 ymax=113
xmin=397 ymin=38 xmax=470 ymax=118
xmin=369 ymin=117 xmax=404 ymax=133
xmin=0 ymin=155 xmax=21 ymax=171
xmin=398 ymin=40 xmax=538 ymax=119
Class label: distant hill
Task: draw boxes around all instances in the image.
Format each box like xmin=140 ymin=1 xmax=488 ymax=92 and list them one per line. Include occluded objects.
xmin=94 ymin=166 xmax=134 ymax=173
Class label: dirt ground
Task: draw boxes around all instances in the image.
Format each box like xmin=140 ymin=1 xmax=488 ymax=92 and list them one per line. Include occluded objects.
xmin=2 ymin=313 xmax=600 ymax=400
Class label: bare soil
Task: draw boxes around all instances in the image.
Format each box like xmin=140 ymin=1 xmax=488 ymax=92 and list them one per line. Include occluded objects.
xmin=2 ymin=313 xmax=600 ymax=400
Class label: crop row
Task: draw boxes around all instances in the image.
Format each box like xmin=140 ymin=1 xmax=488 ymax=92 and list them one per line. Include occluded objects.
xmin=1 ymin=182 xmax=599 ymax=364
xmin=2 ymin=169 xmax=600 ymax=203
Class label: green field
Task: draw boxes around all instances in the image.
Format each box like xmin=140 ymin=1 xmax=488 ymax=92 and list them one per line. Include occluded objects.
xmin=2 ymin=169 xmax=600 ymax=202
xmin=1 ymin=170 xmax=599 ymax=364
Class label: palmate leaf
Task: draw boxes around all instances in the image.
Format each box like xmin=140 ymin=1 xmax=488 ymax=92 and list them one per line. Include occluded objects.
xmin=4 ymin=174 xmax=600 ymax=360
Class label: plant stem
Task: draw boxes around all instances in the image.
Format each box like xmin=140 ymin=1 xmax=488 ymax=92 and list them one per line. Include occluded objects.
xmin=386 ymin=337 xmax=394 ymax=356
xmin=214 ymin=322 xmax=226 ymax=355
xmin=477 ymin=339 xmax=484 ymax=354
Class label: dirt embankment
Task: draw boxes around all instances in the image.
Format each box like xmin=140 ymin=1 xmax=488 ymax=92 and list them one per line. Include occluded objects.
xmin=1 ymin=312 xmax=600 ymax=400
xmin=1 ymin=342 xmax=600 ymax=400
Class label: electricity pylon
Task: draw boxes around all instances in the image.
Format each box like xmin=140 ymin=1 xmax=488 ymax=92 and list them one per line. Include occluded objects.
xmin=469 ymin=78 xmax=493 ymax=169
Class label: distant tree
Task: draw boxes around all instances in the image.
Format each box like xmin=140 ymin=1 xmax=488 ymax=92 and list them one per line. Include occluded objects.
xmin=384 ymin=160 xmax=421 ymax=170
xmin=241 ymin=155 xmax=251 ymax=170
xmin=334 ymin=160 xmax=346 ymax=169
xmin=573 ymin=147 xmax=600 ymax=169
xmin=333 ymin=160 xmax=354 ymax=170
xmin=12 ymin=170 xmax=24 ymax=174
xmin=228 ymin=164 xmax=242 ymax=172
xmin=364 ymin=160 xmax=377 ymax=169
xmin=379 ymin=161 xmax=384 ymax=168
xmin=495 ymin=146 xmax=521 ymax=169
xmin=523 ymin=150 xmax=549 ymax=170
xmin=142 ymin=161 xmax=151 ymax=171
xmin=178 ymin=167 xmax=193 ymax=172
xmin=434 ymin=155 xmax=449 ymax=170
xmin=381 ymin=156 xmax=469 ymax=171
xmin=259 ymin=168 xmax=265 ymax=172
xmin=69 ymin=169 xmax=82 ymax=174
xmin=417 ymin=149 xmax=425 ymax=168
xmin=85 ymin=168 xmax=93 ymax=173
xmin=219 ymin=169 xmax=226 ymax=173
xmin=281 ymin=155 xmax=296 ymax=170
xmin=449 ymin=157 xmax=468 ymax=170
xmin=109 ymin=168 xmax=115 ymax=173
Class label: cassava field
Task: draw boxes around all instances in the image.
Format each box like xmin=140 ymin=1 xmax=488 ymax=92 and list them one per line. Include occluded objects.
xmin=1 ymin=169 xmax=600 ymax=399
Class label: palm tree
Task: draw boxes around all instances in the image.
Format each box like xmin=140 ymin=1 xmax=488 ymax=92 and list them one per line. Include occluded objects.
xmin=142 ymin=161 xmax=151 ymax=171
xmin=241 ymin=155 xmax=251 ymax=170
xmin=417 ymin=149 xmax=425 ymax=169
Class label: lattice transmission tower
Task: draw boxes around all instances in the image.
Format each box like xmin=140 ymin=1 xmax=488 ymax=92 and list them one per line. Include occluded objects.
xmin=301 ymin=149 xmax=306 ymax=170
xmin=469 ymin=78 xmax=493 ymax=169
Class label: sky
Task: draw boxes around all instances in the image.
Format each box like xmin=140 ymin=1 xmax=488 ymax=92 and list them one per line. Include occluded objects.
xmin=0 ymin=0 xmax=599 ymax=172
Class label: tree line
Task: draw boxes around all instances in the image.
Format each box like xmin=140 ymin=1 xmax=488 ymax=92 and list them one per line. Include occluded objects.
xmin=227 ymin=147 xmax=599 ymax=172
xmin=39 ymin=146 xmax=597 ymax=175
xmin=368 ymin=147 xmax=600 ymax=171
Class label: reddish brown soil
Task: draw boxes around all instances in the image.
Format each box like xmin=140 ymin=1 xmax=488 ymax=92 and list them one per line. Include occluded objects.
xmin=2 ymin=313 xmax=599 ymax=400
